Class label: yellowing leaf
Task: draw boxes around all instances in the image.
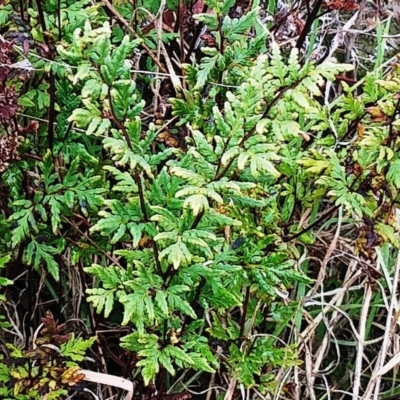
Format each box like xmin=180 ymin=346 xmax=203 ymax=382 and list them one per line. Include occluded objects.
xmin=158 ymin=239 xmax=192 ymax=269
xmin=221 ymin=146 xmax=240 ymax=166
xmin=183 ymin=194 xmax=209 ymax=216
xmin=298 ymin=158 xmax=330 ymax=174
xmin=238 ymin=153 xmax=250 ymax=170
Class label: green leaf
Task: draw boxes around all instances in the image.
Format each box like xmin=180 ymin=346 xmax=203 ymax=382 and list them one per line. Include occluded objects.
xmin=183 ymin=194 xmax=209 ymax=216
xmin=0 ymin=4 xmax=12 ymax=25
xmin=0 ymin=254 xmax=11 ymax=269
xmin=150 ymin=206 xmax=179 ymax=230
xmin=84 ymin=264 xmax=124 ymax=287
xmin=387 ymin=159 xmax=400 ymax=189
xmin=158 ymin=240 xmax=192 ymax=269
xmin=221 ymin=146 xmax=240 ymax=165
xmin=188 ymin=352 xmax=216 ymax=373
xmin=193 ymin=14 xmax=218 ymax=30
xmin=46 ymin=196 xmax=63 ymax=234
xmin=170 ymin=167 xmax=206 ymax=185
xmin=375 ymin=223 xmax=399 ymax=248
xmin=165 ymin=346 xmax=194 ymax=365
xmin=60 ymin=334 xmax=96 ymax=362
xmin=155 ymin=290 xmax=169 ymax=316
xmin=103 ymin=138 xmax=153 ymax=178
xmin=9 ymin=202 xmax=36 ymax=244
xmin=73 ymin=62 xmax=92 ymax=84
xmin=159 ymin=350 xmax=175 ymax=375
xmin=129 ymin=223 xmax=146 ymax=248
xmin=25 ymin=240 xmax=62 ymax=281
xmin=0 ymin=277 xmax=13 ymax=288
xmin=248 ymin=152 xmax=280 ymax=178
xmin=298 ymin=156 xmax=330 ymax=174
xmin=167 ymin=292 xmax=197 ymax=318
xmin=18 ymin=95 xmax=35 ymax=107
xmin=86 ymin=288 xmax=116 ymax=317
xmin=69 ymin=108 xmax=100 ymax=127
xmin=195 ymin=54 xmax=219 ymax=89
xmin=139 ymin=357 xmax=159 ymax=385
xmin=222 ymin=7 xmax=259 ymax=41
xmin=104 ymin=166 xmax=138 ymax=193
xmin=120 ymin=289 xmax=154 ymax=331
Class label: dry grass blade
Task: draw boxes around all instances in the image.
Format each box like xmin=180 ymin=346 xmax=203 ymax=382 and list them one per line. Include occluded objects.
xmin=352 ymin=280 xmax=373 ymax=400
xmin=361 ymin=249 xmax=400 ymax=399
xmin=223 ymin=373 xmax=237 ymax=400
xmin=79 ymin=369 xmax=134 ymax=400
xmin=300 ymin=262 xmax=363 ymax=351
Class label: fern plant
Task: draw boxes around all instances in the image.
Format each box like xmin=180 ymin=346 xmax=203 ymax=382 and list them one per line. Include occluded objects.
xmin=1 ymin=0 xmax=400 ymax=398
xmin=56 ymin=1 xmax=362 ymax=393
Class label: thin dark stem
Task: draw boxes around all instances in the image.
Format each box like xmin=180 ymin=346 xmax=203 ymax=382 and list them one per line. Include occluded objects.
xmin=59 ymin=121 xmax=73 ymax=151
xmin=57 ymin=0 xmax=62 ymax=40
xmin=296 ymin=0 xmax=324 ymax=50
xmin=282 ymin=205 xmax=339 ymax=242
xmin=214 ymin=136 xmax=232 ymax=179
xmin=63 ymin=216 xmax=121 ymax=265
xmin=339 ymin=113 xmax=366 ymax=143
xmin=305 ymin=0 xmax=311 ymax=14
xmin=34 ymin=1 xmax=57 ymax=154
xmin=178 ymin=0 xmax=185 ymax=66
xmin=48 ymin=70 xmax=55 ymax=153
xmin=18 ymin=0 xmax=24 ymax=22
xmin=191 ymin=209 xmax=204 ymax=230
xmin=185 ymin=3 xmax=207 ymax=63
xmin=35 ymin=0 xmax=48 ymax=45
xmin=216 ymin=15 xmax=224 ymax=110
xmin=135 ymin=172 xmax=163 ymax=276
xmin=164 ymin=269 xmax=177 ymax=288
xmin=75 ymin=256 xmax=97 ymax=333
xmin=238 ymin=287 xmax=250 ymax=340
xmin=180 ymin=277 xmax=205 ymax=333
xmin=107 ymin=87 xmax=133 ymax=150
xmin=135 ymin=172 xmax=148 ymax=220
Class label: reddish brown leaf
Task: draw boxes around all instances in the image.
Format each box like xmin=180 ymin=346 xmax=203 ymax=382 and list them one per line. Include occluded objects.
xmin=323 ymin=0 xmax=359 ymax=11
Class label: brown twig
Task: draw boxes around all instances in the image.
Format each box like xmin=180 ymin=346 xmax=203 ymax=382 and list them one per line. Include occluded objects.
xmin=102 ymin=0 xmax=168 ymax=73
xmin=63 ymin=216 xmax=122 ymax=266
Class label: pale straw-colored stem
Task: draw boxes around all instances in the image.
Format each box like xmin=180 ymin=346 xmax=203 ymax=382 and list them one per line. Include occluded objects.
xmin=79 ymin=369 xmax=134 ymax=400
